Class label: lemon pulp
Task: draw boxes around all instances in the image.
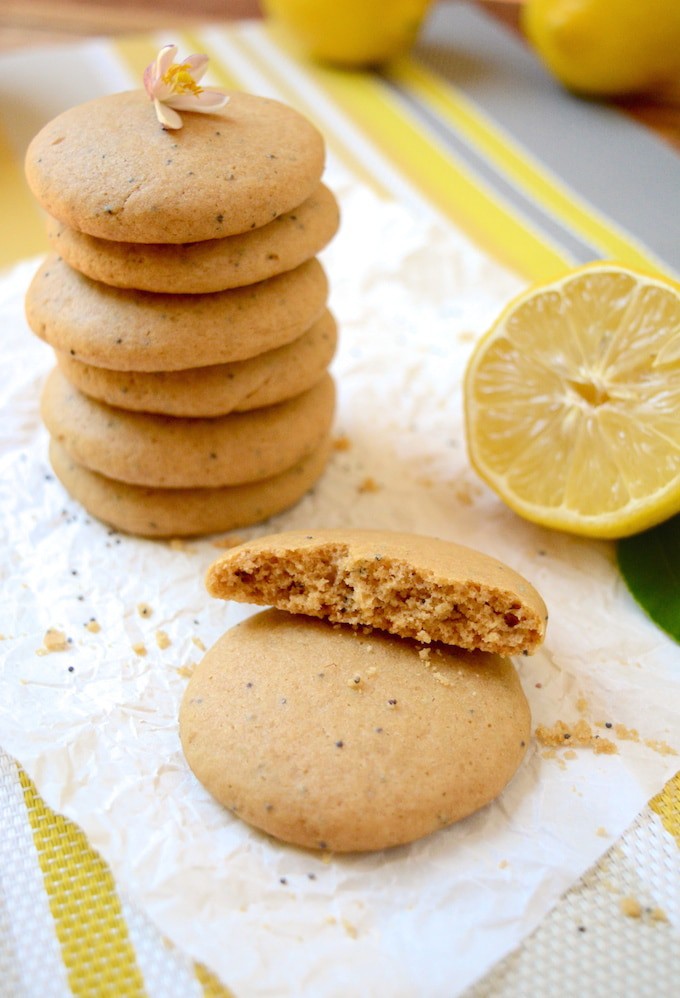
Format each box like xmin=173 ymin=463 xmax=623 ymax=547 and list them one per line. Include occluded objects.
xmin=464 ymin=264 xmax=680 ymax=538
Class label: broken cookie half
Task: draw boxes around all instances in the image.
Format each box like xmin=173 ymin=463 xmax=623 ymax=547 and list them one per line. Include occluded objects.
xmin=205 ymin=528 xmax=548 ymax=657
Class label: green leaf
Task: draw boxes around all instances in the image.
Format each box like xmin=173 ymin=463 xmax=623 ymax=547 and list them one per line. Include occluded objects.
xmin=617 ymin=515 xmax=680 ymax=644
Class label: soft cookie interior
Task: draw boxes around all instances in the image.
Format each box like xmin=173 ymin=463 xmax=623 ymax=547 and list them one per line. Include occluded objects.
xmin=206 ymin=529 xmax=548 ymax=656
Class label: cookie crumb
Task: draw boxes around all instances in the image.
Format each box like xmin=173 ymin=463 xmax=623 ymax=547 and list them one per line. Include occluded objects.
xmin=454 ymin=484 xmax=474 ymax=506
xmin=39 ymin=628 xmax=69 ymax=653
xmin=177 ymin=663 xmax=196 ymax=679
xmin=620 ymin=897 xmax=642 ymax=919
xmin=168 ymin=538 xmax=191 ymax=551
xmin=535 ymin=719 xmax=617 ymax=755
xmin=614 ymin=723 xmax=640 ymax=742
xmin=596 ymin=826 xmax=608 ymax=837
xmin=342 ymin=919 xmax=358 ymax=939
xmin=132 ymin=642 xmax=147 ymax=657
xmin=156 ymin=630 xmax=171 ymax=650
xmin=576 ymin=696 xmax=589 ymax=714
xmin=137 ymin=602 xmax=153 ymax=619
xmin=84 ymin=619 xmax=101 ymax=634
xmin=357 ymin=476 xmax=380 ymax=494
xmin=332 ymin=435 xmax=351 ymax=452
xmin=644 ymin=738 xmax=677 ymax=756
xmin=498 ymin=859 xmax=509 ymax=869
xmin=212 ymin=534 xmax=246 ymax=550
xmin=192 ymin=636 xmax=207 ymax=652
xmin=650 ymin=907 xmax=668 ymax=923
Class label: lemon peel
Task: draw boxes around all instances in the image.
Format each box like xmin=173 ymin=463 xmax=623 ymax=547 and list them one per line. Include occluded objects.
xmin=521 ymin=0 xmax=680 ymax=98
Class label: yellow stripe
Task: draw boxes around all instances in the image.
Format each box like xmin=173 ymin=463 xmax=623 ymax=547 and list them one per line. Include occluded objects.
xmin=19 ymin=767 xmax=148 ymax=997
xmin=112 ymin=35 xmax=169 ymax=84
xmin=194 ymin=961 xmax=236 ymax=997
xmin=0 ymin=120 xmax=48 ymax=266
xmin=262 ymin=24 xmax=568 ymax=282
xmin=392 ymin=58 xmax=669 ymax=277
xmin=650 ymin=771 xmax=680 ymax=846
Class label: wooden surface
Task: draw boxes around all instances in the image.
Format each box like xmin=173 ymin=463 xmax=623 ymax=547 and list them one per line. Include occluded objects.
xmin=2 ymin=0 xmax=679 ymax=152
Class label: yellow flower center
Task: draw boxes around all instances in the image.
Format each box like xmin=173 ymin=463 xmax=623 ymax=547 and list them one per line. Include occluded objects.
xmin=162 ymin=63 xmax=203 ymax=95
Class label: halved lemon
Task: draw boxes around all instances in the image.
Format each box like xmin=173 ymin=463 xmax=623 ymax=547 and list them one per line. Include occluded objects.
xmin=463 ymin=263 xmax=680 ymax=538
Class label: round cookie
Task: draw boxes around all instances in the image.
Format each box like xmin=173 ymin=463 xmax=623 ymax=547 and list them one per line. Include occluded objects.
xmin=179 ymin=609 xmax=532 ymax=852
xmin=54 ymin=310 xmax=337 ymax=417
xmin=41 ymin=367 xmax=336 ymax=488
xmin=48 ymin=437 xmax=332 ymax=538
xmin=26 ymin=255 xmax=328 ymax=371
xmin=25 ymin=90 xmax=326 ymax=243
xmin=206 ymin=529 xmax=548 ymax=657
xmin=45 ymin=184 xmax=340 ymax=293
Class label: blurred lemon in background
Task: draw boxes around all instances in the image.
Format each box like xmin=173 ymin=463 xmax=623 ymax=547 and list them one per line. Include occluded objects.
xmin=521 ymin=0 xmax=680 ymax=97
xmin=261 ymin=0 xmax=433 ymax=67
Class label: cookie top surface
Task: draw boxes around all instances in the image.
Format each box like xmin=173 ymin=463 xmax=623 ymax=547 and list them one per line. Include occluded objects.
xmin=26 ymin=255 xmax=328 ymax=371
xmin=179 ymin=609 xmax=531 ymax=852
xmin=41 ymin=367 xmax=336 ymax=488
xmin=205 ymin=528 xmax=548 ymax=656
xmin=25 ymin=90 xmax=326 ymax=243
xmin=45 ymin=183 xmax=340 ymax=293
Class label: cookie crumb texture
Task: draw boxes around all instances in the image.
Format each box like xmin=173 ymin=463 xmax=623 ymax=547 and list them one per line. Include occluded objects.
xmin=206 ymin=529 xmax=547 ymax=656
xmin=179 ymin=609 xmax=531 ymax=852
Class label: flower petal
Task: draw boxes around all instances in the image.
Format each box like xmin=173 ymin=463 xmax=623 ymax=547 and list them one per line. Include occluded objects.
xmin=166 ymin=91 xmax=230 ymax=112
xmin=156 ymin=44 xmax=178 ymax=79
xmin=154 ymin=99 xmax=183 ymax=129
xmin=184 ymin=54 xmax=209 ymax=82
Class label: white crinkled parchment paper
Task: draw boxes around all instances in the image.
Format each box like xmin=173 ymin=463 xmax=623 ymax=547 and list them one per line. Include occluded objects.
xmin=1 ymin=183 xmax=679 ymax=998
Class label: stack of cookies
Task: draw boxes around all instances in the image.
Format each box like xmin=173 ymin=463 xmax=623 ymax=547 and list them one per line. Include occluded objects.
xmin=24 ymin=90 xmax=339 ymax=537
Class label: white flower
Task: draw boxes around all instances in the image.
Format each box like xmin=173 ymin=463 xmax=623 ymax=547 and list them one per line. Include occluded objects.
xmin=143 ymin=44 xmax=229 ymax=130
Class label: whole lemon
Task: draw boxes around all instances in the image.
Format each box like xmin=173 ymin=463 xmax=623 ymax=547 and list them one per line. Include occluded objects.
xmin=521 ymin=0 xmax=680 ymax=97
xmin=261 ymin=0 xmax=433 ymax=67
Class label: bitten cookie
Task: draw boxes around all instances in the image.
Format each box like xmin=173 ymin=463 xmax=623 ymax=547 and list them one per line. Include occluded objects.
xmin=179 ymin=609 xmax=532 ymax=852
xmin=41 ymin=367 xmax=336 ymax=488
xmin=49 ymin=437 xmax=332 ymax=538
xmin=205 ymin=529 xmax=548 ymax=656
xmin=46 ymin=184 xmax=340 ymax=293
xmin=26 ymin=255 xmax=329 ymax=372
xmin=25 ymin=90 xmax=326 ymax=243
xmin=54 ymin=310 xmax=337 ymax=417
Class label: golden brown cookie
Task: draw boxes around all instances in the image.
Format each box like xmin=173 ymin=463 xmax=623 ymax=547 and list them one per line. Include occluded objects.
xmin=41 ymin=367 xmax=336 ymax=488
xmin=25 ymin=90 xmax=326 ymax=243
xmin=54 ymin=310 xmax=337 ymax=417
xmin=205 ymin=529 xmax=548 ymax=656
xmin=179 ymin=609 xmax=531 ymax=852
xmin=45 ymin=184 xmax=340 ymax=293
xmin=48 ymin=437 xmax=332 ymax=538
xmin=25 ymin=255 xmax=328 ymax=371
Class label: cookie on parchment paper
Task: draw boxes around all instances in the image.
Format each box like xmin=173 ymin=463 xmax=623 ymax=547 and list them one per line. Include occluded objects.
xmin=179 ymin=608 xmax=532 ymax=852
